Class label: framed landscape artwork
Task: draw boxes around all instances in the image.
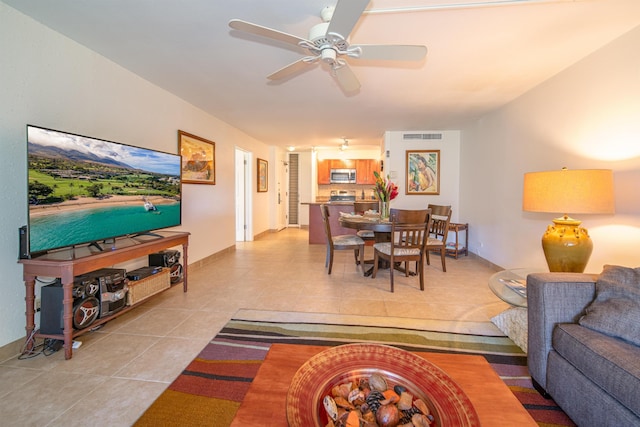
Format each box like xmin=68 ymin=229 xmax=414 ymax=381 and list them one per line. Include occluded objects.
xmin=178 ymin=130 xmax=215 ymax=184
xmin=257 ymin=158 xmax=268 ymax=192
xmin=406 ymin=150 xmax=440 ymax=195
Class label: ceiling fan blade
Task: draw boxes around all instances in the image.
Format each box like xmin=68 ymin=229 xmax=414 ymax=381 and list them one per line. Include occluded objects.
xmin=267 ymin=58 xmax=314 ymax=81
xmin=354 ymin=44 xmax=428 ymax=61
xmin=326 ymin=0 xmax=370 ymax=39
xmin=229 ymin=19 xmax=310 ymax=47
xmin=333 ymin=63 xmax=361 ymax=93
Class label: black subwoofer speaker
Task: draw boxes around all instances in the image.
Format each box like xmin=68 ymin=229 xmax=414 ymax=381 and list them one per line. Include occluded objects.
xmin=40 ymin=284 xmax=64 ymax=335
xmin=40 ymin=283 xmax=100 ymax=334
xmin=149 ymin=250 xmax=182 ymax=284
xmin=149 ymin=250 xmax=180 ymax=267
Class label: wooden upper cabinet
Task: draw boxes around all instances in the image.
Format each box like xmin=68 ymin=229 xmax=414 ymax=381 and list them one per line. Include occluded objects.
xmin=356 ymin=159 xmax=380 ymax=184
xmin=317 ymin=158 xmax=379 ymax=184
xmin=330 ymin=159 xmax=355 ymax=169
xmin=317 ymin=159 xmax=331 ymax=184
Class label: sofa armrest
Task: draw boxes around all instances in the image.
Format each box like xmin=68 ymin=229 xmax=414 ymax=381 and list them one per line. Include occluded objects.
xmin=527 ymin=272 xmax=597 ymax=391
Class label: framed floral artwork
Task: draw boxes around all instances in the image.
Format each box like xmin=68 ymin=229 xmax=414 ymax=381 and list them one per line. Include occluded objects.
xmin=406 ymin=150 xmax=440 ymax=195
xmin=257 ymin=158 xmax=268 ymax=192
xmin=178 ymin=130 xmax=215 ymax=184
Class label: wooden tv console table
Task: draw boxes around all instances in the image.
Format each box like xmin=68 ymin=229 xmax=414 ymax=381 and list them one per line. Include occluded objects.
xmin=19 ymin=231 xmax=190 ymax=360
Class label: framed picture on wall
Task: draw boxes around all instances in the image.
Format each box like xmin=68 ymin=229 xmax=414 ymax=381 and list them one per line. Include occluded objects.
xmin=178 ymin=130 xmax=215 ymax=184
xmin=257 ymin=158 xmax=268 ymax=192
xmin=406 ymin=150 xmax=440 ymax=195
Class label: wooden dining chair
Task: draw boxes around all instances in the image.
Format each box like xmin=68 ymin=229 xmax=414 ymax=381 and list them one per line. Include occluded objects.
xmin=320 ymin=204 xmax=365 ymax=274
xmin=353 ymin=201 xmax=380 ymax=243
xmin=371 ymin=212 xmax=431 ymax=292
xmin=425 ymin=204 xmax=452 ymax=272
xmin=388 ymin=208 xmax=431 ymax=273
xmin=389 ymin=208 xmax=431 ymax=224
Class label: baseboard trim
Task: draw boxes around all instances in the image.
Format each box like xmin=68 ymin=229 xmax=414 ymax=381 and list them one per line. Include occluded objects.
xmin=188 ymin=244 xmax=236 ymax=270
xmin=0 ymin=337 xmax=26 ymax=363
xmin=467 ymin=251 xmax=503 ymax=272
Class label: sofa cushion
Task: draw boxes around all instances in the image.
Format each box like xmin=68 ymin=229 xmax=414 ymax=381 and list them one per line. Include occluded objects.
xmin=579 ymin=264 xmax=640 ymax=346
xmin=553 ymin=323 xmax=640 ymax=418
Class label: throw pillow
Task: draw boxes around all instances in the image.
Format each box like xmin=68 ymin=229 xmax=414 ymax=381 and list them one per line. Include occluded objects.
xmin=579 ymin=264 xmax=640 ymax=346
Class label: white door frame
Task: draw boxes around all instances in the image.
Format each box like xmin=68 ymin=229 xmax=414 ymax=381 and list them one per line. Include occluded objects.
xmin=235 ymin=148 xmax=253 ymax=241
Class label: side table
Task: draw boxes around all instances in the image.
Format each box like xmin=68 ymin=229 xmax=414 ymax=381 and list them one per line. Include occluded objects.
xmin=488 ymin=268 xmax=536 ymax=308
xmin=489 ymin=268 xmax=542 ymax=353
xmin=447 ymin=222 xmax=468 ymax=258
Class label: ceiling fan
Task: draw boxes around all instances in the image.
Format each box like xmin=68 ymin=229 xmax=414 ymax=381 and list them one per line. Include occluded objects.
xmin=229 ymin=0 xmax=427 ymax=92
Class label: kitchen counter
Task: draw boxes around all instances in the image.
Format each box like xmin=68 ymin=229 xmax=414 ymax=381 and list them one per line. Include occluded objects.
xmin=307 ymin=203 xmax=356 ymax=244
xmin=302 ymin=199 xmax=378 ymax=205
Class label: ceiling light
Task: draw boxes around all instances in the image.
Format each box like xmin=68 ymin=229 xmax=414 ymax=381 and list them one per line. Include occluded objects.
xmin=288 ymin=146 xmax=295 ymax=152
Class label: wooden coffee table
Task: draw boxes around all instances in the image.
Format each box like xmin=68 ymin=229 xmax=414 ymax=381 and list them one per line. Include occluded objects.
xmin=230 ymin=344 xmax=536 ymax=426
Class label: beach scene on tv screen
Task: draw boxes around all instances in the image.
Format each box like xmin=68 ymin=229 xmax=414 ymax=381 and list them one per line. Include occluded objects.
xmin=27 ymin=126 xmax=181 ymax=253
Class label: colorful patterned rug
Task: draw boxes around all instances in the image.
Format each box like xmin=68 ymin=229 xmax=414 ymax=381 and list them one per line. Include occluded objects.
xmin=135 ymin=311 xmax=575 ymax=427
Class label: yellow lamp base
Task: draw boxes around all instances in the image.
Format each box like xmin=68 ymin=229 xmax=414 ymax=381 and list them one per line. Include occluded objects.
xmin=541 ymin=216 xmax=593 ymax=273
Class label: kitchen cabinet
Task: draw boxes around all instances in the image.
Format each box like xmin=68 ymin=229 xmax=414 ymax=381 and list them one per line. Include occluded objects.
xmin=317 ymin=159 xmax=331 ymax=184
xmin=356 ymin=159 xmax=380 ymax=184
xmin=317 ymin=159 xmax=353 ymax=184
xmin=317 ymin=159 xmax=379 ymax=184
xmin=334 ymin=159 xmax=355 ymax=169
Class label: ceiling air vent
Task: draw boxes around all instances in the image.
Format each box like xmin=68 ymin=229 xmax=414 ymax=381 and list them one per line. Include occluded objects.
xmin=402 ymin=133 xmax=443 ymax=140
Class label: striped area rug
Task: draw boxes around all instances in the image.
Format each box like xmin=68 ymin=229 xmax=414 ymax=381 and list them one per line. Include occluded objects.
xmin=135 ymin=312 xmax=575 ymax=427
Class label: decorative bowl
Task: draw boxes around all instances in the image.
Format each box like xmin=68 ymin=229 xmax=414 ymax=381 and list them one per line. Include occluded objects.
xmin=286 ymin=343 xmax=480 ymax=426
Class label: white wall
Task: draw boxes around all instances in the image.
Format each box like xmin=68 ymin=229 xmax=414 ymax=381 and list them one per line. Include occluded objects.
xmin=0 ymin=4 xmax=275 ymax=347
xmin=383 ymin=131 xmax=462 ymax=223
xmin=459 ymin=25 xmax=640 ymax=273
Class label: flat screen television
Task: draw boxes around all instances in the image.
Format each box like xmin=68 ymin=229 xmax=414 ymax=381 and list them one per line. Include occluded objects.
xmin=26 ymin=125 xmax=181 ymax=256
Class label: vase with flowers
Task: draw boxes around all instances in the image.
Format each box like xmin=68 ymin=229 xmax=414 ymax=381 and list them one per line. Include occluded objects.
xmin=373 ymin=171 xmax=398 ymax=220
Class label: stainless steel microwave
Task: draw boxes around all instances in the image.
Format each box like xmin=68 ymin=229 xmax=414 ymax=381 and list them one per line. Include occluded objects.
xmin=330 ymin=168 xmax=356 ymax=184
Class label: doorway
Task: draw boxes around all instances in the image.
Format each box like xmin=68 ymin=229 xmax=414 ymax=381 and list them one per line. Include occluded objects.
xmin=288 ymin=153 xmax=299 ymax=226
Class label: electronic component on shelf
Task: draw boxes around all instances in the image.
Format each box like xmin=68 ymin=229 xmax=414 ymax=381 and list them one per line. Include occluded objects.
xmin=127 ymin=266 xmax=162 ymax=281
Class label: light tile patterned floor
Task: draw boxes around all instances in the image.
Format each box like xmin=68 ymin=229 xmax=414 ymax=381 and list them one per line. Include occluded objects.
xmin=0 ymin=228 xmax=508 ymax=426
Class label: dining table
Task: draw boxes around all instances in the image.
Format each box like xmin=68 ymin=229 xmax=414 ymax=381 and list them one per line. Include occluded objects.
xmin=338 ymin=212 xmax=393 ymax=235
xmin=338 ymin=213 xmax=395 ymax=277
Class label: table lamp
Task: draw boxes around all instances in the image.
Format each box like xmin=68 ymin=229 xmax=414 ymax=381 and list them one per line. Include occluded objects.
xmin=522 ymin=168 xmax=614 ymax=273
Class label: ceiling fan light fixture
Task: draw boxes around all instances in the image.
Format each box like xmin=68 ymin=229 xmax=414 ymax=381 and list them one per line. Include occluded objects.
xmin=321 ymin=48 xmax=337 ymax=64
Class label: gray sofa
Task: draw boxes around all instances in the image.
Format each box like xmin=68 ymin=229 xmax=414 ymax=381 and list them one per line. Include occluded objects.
xmin=527 ymin=269 xmax=640 ymax=427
